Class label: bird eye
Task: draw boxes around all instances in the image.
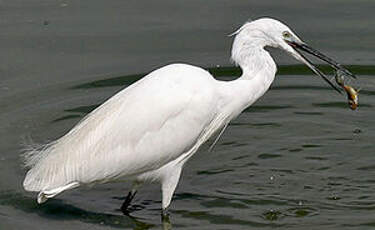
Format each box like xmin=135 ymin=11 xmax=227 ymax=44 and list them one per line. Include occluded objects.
xmin=282 ymin=31 xmax=291 ymax=38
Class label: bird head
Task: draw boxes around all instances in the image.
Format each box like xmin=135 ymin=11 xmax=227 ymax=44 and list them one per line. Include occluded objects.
xmin=231 ymin=18 xmax=356 ymax=93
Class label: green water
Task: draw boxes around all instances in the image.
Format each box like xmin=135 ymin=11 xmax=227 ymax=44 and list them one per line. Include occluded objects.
xmin=2 ymin=64 xmax=374 ymax=230
xmin=1 ymin=1 xmax=375 ymax=230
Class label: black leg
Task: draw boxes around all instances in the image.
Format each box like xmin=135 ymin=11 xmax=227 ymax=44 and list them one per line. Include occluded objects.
xmin=120 ymin=190 xmax=137 ymax=215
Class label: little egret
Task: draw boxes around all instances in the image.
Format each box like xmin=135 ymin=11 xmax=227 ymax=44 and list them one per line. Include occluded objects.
xmin=23 ymin=18 xmax=355 ymax=215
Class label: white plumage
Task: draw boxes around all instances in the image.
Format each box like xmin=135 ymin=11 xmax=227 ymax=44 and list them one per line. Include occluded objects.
xmin=23 ymin=18 xmax=350 ymax=214
xmin=24 ymin=64 xmax=251 ymax=208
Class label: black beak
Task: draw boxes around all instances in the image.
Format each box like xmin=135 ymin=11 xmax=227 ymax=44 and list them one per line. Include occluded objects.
xmin=286 ymin=40 xmax=357 ymax=94
xmin=296 ymin=43 xmax=356 ymax=79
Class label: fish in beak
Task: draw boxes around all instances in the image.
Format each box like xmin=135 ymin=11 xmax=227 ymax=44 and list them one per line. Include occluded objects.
xmin=282 ymin=31 xmax=357 ymax=94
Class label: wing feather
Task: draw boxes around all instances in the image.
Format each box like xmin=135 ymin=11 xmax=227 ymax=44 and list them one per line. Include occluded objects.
xmin=23 ymin=64 xmax=219 ymax=191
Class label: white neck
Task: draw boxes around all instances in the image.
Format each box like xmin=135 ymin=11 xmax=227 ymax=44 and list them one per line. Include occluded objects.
xmin=238 ymin=46 xmax=276 ymax=81
xmin=230 ymin=26 xmax=278 ymax=103
xmin=217 ymin=45 xmax=277 ymax=120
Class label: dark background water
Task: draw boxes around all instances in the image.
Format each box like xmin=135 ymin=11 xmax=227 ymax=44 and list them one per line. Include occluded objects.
xmin=1 ymin=0 xmax=375 ymax=229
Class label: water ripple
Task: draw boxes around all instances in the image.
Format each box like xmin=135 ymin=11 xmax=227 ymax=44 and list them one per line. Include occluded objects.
xmin=0 ymin=191 xmax=148 ymax=229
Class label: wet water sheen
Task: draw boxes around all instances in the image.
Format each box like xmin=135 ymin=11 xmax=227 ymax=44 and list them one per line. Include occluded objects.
xmin=1 ymin=1 xmax=375 ymax=230
xmin=1 ymin=64 xmax=375 ymax=230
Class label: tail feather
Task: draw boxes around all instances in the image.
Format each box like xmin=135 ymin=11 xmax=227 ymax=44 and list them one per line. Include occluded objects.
xmin=21 ymin=136 xmax=77 ymax=193
xmin=21 ymin=138 xmax=81 ymax=203
xmin=21 ymin=138 xmax=59 ymax=192
xmin=21 ymin=137 xmax=57 ymax=169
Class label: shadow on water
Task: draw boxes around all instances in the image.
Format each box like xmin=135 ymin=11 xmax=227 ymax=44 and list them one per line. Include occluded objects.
xmin=52 ymin=64 xmax=375 ymax=123
xmin=72 ymin=74 xmax=143 ymax=89
xmin=52 ymin=104 xmax=100 ymax=122
xmin=0 ymin=191 xmax=161 ymax=229
xmin=71 ymin=64 xmax=375 ymax=89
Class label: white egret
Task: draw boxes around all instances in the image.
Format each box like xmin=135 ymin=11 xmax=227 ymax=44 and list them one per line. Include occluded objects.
xmin=23 ymin=18 xmax=355 ymax=216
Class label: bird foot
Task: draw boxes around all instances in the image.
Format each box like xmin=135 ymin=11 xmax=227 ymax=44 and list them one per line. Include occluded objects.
xmin=120 ymin=191 xmax=137 ymax=215
xmin=161 ymin=212 xmax=172 ymax=230
xmin=161 ymin=208 xmax=170 ymax=221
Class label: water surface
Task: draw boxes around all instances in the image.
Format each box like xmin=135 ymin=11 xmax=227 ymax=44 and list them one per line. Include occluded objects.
xmin=1 ymin=1 xmax=375 ymax=230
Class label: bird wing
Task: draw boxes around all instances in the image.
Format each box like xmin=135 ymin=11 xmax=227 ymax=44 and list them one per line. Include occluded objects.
xmin=23 ymin=64 xmax=221 ymax=191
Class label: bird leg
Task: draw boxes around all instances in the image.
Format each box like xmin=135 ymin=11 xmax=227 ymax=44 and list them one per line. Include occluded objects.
xmin=120 ymin=190 xmax=137 ymax=215
xmin=160 ymin=166 xmax=182 ymax=217
xmin=161 ymin=208 xmax=171 ymax=226
xmin=162 ymin=206 xmax=170 ymax=218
